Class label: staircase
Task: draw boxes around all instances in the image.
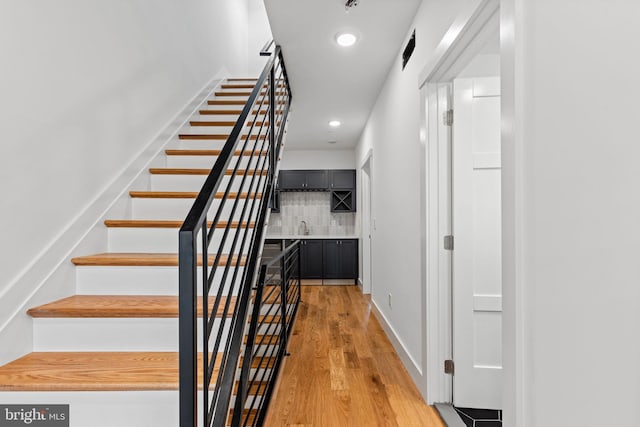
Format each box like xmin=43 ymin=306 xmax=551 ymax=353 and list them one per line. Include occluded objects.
xmin=0 ymin=48 xmax=295 ymax=427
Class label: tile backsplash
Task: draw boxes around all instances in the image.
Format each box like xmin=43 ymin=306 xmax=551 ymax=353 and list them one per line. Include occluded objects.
xmin=267 ymin=192 xmax=356 ymax=236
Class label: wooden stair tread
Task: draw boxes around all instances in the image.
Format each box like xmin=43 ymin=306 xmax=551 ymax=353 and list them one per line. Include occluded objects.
xmin=234 ymin=380 xmax=268 ymax=396
xmin=228 ymin=408 xmax=258 ymax=426
xmin=220 ymin=84 xmax=283 ymax=89
xmin=104 ymin=220 xmax=254 ymax=229
xmin=178 ymin=134 xmax=267 ymax=140
xmin=226 ymin=78 xmax=258 ymax=81
xmin=243 ymin=334 xmax=280 ymax=345
xmin=0 ymin=352 xmax=217 ymax=391
xmin=27 ymin=295 xmax=236 ymax=318
xmin=215 ymin=92 xmax=286 ymax=97
xmin=128 ymin=191 xmax=261 ymax=199
xmin=221 ymin=84 xmax=255 ymax=89
xmin=239 ymin=356 xmax=276 ymax=370
xmin=71 ymin=253 xmax=246 ymax=267
xmin=215 ymin=91 xmax=253 ymax=96
xmin=189 ymin=121 xmax=274 ymax=127
xmin=249 ymin=314 xmax=289 ymax=324
xmin=190 ymin=120 xmax=237 ymax=126
xmin=165 ymin=149 xmax=267 ymax=156
xmin=207 ymin=100 xmax=284 ymax=105
xmin=208 ymin=100 xmax=249 ymax=105
xmin=148 ymin=168 xmax=266 ymax=176
xmin=198 ymin=109 xmax=268 ymax=115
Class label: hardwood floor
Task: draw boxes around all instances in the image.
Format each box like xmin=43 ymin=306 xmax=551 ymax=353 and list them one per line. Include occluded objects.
xmin=264 ymin=286 xmax=445 ymax=427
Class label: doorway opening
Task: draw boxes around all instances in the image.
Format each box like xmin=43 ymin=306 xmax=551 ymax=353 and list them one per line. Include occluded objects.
xmin=360 ymin=151 xmax=373 ymax=295
xmin=419 ymin=0 xmax=502 ymax=420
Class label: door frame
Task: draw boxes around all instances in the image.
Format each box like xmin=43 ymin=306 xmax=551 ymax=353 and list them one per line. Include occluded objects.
xmin=359 ymin=149 xmax=373 ymax=294
xmin=418 ymin=0 xmax=500 ymax=404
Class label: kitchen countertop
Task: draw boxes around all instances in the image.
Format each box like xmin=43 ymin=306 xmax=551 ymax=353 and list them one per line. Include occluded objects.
xmin=265 ymin=235 xmax=359 ymax=240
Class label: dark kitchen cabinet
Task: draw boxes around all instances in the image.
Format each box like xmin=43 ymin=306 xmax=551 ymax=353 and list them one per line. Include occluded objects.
xmin=329 ymin=170 xmax=356 ymax=190
xmin=278 ymin=170 xmax=305 ymax=190
xmin=322 ymin=239 xmax=358 ymax=279
xmin=330 ymin=191 xmax=355 ymax=213
xmin=329 ymin=170 xmax=356 ymax=213
xmin=305 ymin=170 xmax=329 ymax=189
xmin=300 ymin=240 xmax=323 ymax=279
xmin=279 ymin=170 xmax=327 ymax=191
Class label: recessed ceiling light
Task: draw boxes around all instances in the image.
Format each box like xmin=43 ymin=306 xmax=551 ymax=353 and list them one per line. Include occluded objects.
xmin=328 ymin=120 xmax=342 ymax=127
xmin=336 ymin=33 xmax=357 ymax=47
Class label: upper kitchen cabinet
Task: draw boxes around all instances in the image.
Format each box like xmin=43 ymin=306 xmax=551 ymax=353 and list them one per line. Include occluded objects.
xmin=278 ymin=170 xmax=328 ymax=191
xmin=329 ymin=170 xmax=356 ymax=213
xmin=329 ymin=170 xmax=356 ymax=190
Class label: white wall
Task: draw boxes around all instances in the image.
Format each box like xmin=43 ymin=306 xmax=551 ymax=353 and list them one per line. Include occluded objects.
xmin=0 ymin=0 xmax=257 ymax=362
xmin=280 ymin=148 xmax=355 ymax=169
xmin=248 ymin=0 xmax=273 ymax=76
xmin=502 ymin=1 xmax=640 ymax=425
xmin=355 ymin=0 xmax=474 ymax=393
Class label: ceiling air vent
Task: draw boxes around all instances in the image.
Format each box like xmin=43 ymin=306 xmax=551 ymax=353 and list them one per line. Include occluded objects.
xmin=402 ymin=30 xmax=416 ymax=70
xmin=345 ymin=0 xmax=358 ymax=11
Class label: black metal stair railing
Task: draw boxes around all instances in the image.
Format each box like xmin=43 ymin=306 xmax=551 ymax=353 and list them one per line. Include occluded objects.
xmin=232 ymin=240 xmax=302 ymax=426
xmin=179 ymin=46 xmax=291 ymax=427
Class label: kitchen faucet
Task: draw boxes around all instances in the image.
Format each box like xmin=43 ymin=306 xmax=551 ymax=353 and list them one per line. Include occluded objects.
xmin=300 ymin=220 xmax=309 ymax=235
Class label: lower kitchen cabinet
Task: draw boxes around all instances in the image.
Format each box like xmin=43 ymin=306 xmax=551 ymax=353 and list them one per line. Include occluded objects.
xmin=300 ymin=240 xmax=323 ymax=279
xmin=322 ymin=239 xmax=358 ymax=279
xmin=297 ymin=239 xmax=358 ymax=281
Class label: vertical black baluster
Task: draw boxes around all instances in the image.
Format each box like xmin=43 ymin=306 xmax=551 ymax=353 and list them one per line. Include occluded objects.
xmin=179 ymin=228 xmax=198 ymax=427
xmin=201 ymin=220 xmax=209 ymax=426
xmin=269 ymin=63 xmax=276 ymax=182
xmin=280 ymin=249 xmax=288 ymax=355
xmin=296 ymin=242 xmax=302 ymax=305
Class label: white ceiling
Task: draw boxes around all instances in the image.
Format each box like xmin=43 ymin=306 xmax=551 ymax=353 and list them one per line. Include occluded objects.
xmin=264 ymin=0 xmax=421 ymax=149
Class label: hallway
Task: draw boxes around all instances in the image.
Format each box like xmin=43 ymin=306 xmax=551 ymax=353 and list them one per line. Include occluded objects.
xmin=265 ymin=286 xmax=444 ymax=426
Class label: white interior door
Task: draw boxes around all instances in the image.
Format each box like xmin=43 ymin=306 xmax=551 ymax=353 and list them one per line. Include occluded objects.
xmin=452 ymin=76 xmax=502 ymax=409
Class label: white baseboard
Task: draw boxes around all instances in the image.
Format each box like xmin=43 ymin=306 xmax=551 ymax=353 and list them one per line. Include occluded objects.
xmin=370 ymin=299 xmax=424 ymax=387
xmin=0 ymin=75 xmax=224 ymax=365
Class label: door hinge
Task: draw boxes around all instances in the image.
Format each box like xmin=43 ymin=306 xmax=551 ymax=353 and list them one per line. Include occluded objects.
xmin=444 ymin=359 xmax=455 ymax=375
xmin=443 ymin=109 xmax=453 ymax=126
xmin=444 ymin=235 xmax=454 ymax=251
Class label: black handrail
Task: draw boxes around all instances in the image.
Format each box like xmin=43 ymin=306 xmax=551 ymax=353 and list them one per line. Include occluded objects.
xmin=179 ymin=46 xmax=292 ymax=427
xmin=260 ymin=39 xmax=276 ymax=56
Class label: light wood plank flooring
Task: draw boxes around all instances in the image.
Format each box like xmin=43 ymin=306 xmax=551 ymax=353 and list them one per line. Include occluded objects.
xmin=264 ymin=286 xmax=445 ymax=427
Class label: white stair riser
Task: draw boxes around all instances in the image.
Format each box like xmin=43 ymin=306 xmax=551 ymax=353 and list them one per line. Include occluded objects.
xmin=33 ymin=318 xmax=230 ymax=352
xmin=0 ymin=391 xmax=182 ymax=427
xmin=195 ymin=113 xmax=242 ymax=121
xmin=210 ymin=95 xmax=251 ymax=100
xmin=131 ymin=198 xmax=264 ymax=220
xmin=149 ymin=173 xmax=266 ymax=192
xmin=0 ymin=388 xmax=264 ymax=426
xmin=107 ymin=227 xmax=259 ymax=253
xmin=250 ymin=345 xmax=280 ymax=357
xmin=192 ymin=110 xmax=282 ymax=120
xmin=76 ymin=266 xmax=244 ymax=296
xmin=180 ymin=125 xmax=235 ymax=134
xmin=165 ymin=155 xmax=258 ymax=169
xmin=173 ymin=140 xmax=269 ymax=151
